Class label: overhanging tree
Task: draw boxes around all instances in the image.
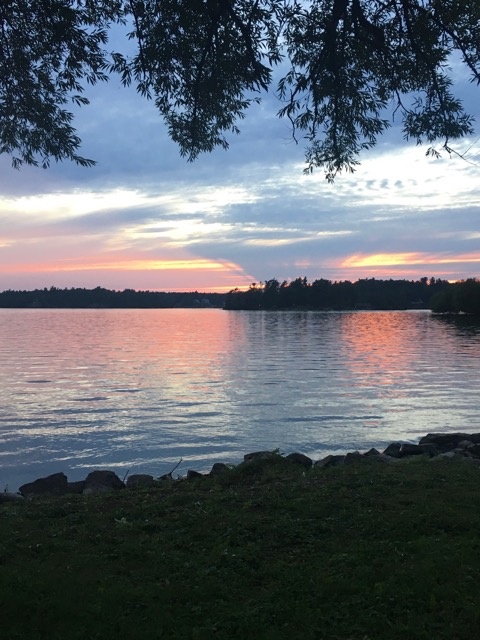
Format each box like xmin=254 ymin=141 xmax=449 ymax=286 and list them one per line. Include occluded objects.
xmin=1 ymin=0 xmax=479 ymax=179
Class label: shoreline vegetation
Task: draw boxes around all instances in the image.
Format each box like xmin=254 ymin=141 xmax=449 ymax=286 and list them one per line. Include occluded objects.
xmin=2 ymin=433 xmax=480 ymax=639
xmin=0 ymin=287 xmax=226 ymax=309
xmin=1 ymin=277 xmax=479 ymax=313
xmin=225 ymin=277 xmax=480 ymax=314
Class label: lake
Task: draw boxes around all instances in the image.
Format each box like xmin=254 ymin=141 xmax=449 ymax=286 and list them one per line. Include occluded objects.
xmin=1 ymin=308 xmax=479 ymax=491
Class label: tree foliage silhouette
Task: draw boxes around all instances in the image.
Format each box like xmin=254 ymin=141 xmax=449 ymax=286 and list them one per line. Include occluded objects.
xmin=224 ymin=276 xmax=451 ymax=310
xmin=1 ymin=1 xmax=479 ymax=178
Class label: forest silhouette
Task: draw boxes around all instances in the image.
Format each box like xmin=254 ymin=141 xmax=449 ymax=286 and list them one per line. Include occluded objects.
xmin=1 ymin=278 xmax=478 ymax=313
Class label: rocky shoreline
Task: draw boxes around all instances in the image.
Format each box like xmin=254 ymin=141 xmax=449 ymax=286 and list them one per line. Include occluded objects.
xmin=2 ymin=431 xmax=480 ymax=503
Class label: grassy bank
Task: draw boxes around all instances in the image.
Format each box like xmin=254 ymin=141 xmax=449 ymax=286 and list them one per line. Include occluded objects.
xmin=1 ymin=455 xmax=480 ymax=639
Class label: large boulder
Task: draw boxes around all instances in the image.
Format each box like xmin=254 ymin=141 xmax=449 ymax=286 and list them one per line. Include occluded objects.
xmin=314 ymin=454 xmax=345 ymax=468
xmin=417 ymin=443 xmax=440 ymax=457
xmin=285 ymin=452 xmax=313 ymax=468
xmin=399 ymin=443 xmax=428 ymax=457
xmin=19 ymin=472 xmax=69 ymax=498
xmin=244 ymin=451 xmax=277 ymax=462
xmin=463 ymin=443 xmax=480 ymax=459
xmin=383 ymin=443 xmax=402 ymax=458
xmin=186 ymin=469 xmax=205 ymax=480
xmin=83 ymin=470 xmax=124 ymax=495
xmin=456 ymin=440 xmax=475 ymax=450
xmin=344 ymin=451 xmax=363 ymax=465
xmin=209 ymin=462 xmax=232 ymax=476
xmin=419 ymin=433 xmax=480 ymax=452
xmin=361 ymin=448 xmax=397 ymax=463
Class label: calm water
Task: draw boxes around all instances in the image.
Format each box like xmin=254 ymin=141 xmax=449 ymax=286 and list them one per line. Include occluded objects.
xmin=1 ymin=309 xmax=479 ymax=490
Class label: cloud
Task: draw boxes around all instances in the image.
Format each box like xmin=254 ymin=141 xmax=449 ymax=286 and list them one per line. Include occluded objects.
xmin=1 ymin=56 xmax=479 ymax=292
xmin=341 ymin=252 xmax=480 ymax=269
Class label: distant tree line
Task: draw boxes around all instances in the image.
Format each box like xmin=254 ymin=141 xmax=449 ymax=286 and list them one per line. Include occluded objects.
xmin=2 ymin=279 xmax=478 ymax=313
xmin=429 ymin=279 xmax=480 ymax=315
xmin=224 ymin=277 xmax=453 ymax=311
xmin=0 ymin=287 xmax=226 ymax=309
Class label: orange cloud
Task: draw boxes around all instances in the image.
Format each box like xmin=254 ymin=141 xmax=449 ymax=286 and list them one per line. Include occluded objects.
xmin=341 ymin=252 xmax=480 ymax=268
xmin=2 ymin=257 xmax=245 ymax=274
xmin=0 ymin=256 xmax=254 ymax=293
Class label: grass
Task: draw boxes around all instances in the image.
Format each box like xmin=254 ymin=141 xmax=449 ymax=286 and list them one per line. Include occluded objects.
xmin=2 ymin=455 xmax=480 ymax=639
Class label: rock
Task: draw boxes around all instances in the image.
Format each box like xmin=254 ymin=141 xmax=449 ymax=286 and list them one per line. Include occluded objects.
xmin=364 ymin=448 xmax=380 ymax=456
xmin=285 ymin=452 xmax=312 ymax=468
xmin=363 ymin=453 xmax=400 ymax=464
xmin=419 ymin=433 xmax=480 ymax=452
xmin=457 ymin=440 xmax=474 ymax=450
xmin=19 ymin=472 xmax=69 ymax=498
xmin=344 ymin=451 xmax=363 ymax=465
xmin=383 ymin=443 xmax=402 ymax=458
xmin=464 ymin=443 xmax=480 ymax=458
xmin=244 ymin=451 xmax=277 ymax=462
xmin=314 ymin=454 xmax=345 ymax=468
xmin=126 ymin=474 xmax=155 ymax=489
xmin=417 ymin=443 xmax=440 ymax=457
xmin=0 ymin=492 xmax=25 ymax=503
xmin=438 ymin=451 xmax=457 ymax=459
xmin=452 ymin=447 xmax=472 ymax=457
xmin=83 ymin=470 xmax=124 ymax=495
xmin=158 ymin=473 xmax=174 ymax=482
xmin=209 ymin=462 xmax=231 ymax=476
xmin=186 ymin=470 xmax=205 ymax=480
xmin=399 ymin=443 xmax=427 ymax=457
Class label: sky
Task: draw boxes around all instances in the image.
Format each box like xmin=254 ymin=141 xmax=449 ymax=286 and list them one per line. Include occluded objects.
xmin=1 ymin=40 xmax=479 ymax=293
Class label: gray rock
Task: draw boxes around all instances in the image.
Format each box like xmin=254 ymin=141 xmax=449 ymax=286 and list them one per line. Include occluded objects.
xmin=314 ymin=454 xmax=345 ymax=468
xmin=186 ymin=470 xmax=205 ymax=480
xmin=364 ymin=448 xmax=380 ymax=456
xmin=19 ymin=472 xmax=69 ymax=498
xmin=126 ymin=474 xmax=155 ymax=489
xmin=399 ymin=443 xmax=427 ymax=457
xmin=244 ymin=451 xmax=277 ymax=462
xmin=419 ymin=433 xmax=480 ymax=451
xmin=210 ymin=462 xmax=231 ymax=476
xmin=452 ymin=447 xmax=472 ymax=457
xmin=438 ymin=451 xmax=457 ymax=459
xmin=344 ymin=451 xmax=363 ymax=465
xmin=157 ymin=473 xmax=174 ymax=482
xmin=0 ymin=492 xmax=25 ymax=503
xmin=464 ymin=443 xmax=480 ymax=458
xmin=457 ymin=440 xmax=474 ymax=449
xmin=365 ymin=453 xmax=400 ymax=464
xmin=285 ymin=452 xmax=313 ymax=468
xmin=83 ymin=470 xmax=124 ymax=495
xmin=417 ymin=443 xmax=440 ymax=457
xmin=383 ymin=443 xmax=402 ymax=458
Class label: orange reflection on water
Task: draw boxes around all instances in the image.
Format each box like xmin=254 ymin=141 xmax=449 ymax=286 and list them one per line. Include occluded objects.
xmin=109 ymin=309 xmax=235 ymax=403
xmin=2 ymin=309 xmax=236 ymax=411
xmin=338 ymin=312 xmax=425 ymax=391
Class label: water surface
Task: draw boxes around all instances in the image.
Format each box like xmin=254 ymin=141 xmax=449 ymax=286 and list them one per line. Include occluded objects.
xmin=1 ymin=309 xmax=479 ymax=490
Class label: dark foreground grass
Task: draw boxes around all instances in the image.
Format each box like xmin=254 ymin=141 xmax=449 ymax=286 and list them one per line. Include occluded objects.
xmin=2 ymin=456 xmax=480 ymax=639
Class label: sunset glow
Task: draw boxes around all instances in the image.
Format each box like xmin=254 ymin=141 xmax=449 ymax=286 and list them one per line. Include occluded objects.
xmin=0 ymin=258 xmax=244 ymax=274
xmin=1 ymin=79 xmax=479 ymax=292
xmin=341 ymin=253 xmax=480 ymax=269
